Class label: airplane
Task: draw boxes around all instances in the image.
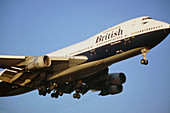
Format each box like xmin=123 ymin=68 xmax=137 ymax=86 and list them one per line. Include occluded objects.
xmin=0 ymin=16 xmax=169 ymax=99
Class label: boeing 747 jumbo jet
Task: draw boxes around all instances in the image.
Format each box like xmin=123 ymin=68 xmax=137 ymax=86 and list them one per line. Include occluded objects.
xmin=0 ymin=16 xmax=169 ymax=99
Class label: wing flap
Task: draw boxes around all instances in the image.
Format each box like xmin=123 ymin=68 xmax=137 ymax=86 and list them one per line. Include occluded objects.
xmin=9 ymin=71 xmax=25 ymax=83
xmin=0 ymin=69 xmax=19 ymax=83
xmin=0 ymin=76 xmax=11 ymax=82
xmin=0 ymin=69 xmax=39 ymax=88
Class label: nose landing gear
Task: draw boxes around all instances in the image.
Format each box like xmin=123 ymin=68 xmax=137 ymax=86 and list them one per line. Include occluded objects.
xmin=141 ymin=48 xmax=149 ymax=65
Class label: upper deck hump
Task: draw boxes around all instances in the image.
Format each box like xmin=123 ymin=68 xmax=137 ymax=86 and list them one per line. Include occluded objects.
xmin=47 ymin=16 xmax=153 ymax=57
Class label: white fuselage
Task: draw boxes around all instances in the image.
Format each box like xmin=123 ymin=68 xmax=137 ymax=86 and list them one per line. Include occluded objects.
xmin=48 ymin=16 xmax=170 ymax=57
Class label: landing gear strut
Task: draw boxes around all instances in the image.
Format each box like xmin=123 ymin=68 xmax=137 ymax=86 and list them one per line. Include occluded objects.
xmin=38 ymin=85 xmax=47 ymax=96
xmin=141 ymin=48 xmax=149 ymax=65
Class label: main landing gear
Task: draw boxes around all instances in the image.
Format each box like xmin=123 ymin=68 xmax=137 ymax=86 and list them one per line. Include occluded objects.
xmin=73 ymin=89 xmax=82 ymax=99
xmin=73 ymin=93 xmax=81 ymax=99
xmin=140 ymin=48 xmax=149 ymax=65
xmin=38 ymin=80 xmax=86 ymax=100
xmin=38 ymin=81 xmax=60 ymax=98
xmin=51 ymin=91 xmax=63 ymax=99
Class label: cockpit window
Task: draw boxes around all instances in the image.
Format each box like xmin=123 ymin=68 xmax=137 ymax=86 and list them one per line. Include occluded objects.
xmin=142 ymin=17 xmax=152 ymax=21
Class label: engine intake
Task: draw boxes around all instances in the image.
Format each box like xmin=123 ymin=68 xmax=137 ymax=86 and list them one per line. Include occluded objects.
xmin=26 ymin=55 xmax=51 ymax=70
xmin=104 ymin=73 xmax=126 ymax=86
xmin=99 ymin=85 xmax=123 ymax=96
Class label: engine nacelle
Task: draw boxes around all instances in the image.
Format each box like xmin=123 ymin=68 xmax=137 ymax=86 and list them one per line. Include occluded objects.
xmin=99 ymin=85 xmax=123 ymax=96
xmin=26 ymin=55 xmax=51 ymax=70
xmin=104 ymin=73 xmax=126 ymax=86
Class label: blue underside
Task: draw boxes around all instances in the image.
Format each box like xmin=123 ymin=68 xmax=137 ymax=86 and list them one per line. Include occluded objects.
xmin=77 ymin=29 xmax=169 ymax=62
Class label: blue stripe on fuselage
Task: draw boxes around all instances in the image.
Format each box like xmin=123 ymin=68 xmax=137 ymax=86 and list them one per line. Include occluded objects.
xmin=77 ymin=29 xmax=169 ymax=63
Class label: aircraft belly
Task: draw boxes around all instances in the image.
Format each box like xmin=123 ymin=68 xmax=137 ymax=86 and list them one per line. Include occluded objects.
xmin=49 ymin=47 xmax=144 ymax=84
xmin=49 ymin=60 xmax=106 ymax=83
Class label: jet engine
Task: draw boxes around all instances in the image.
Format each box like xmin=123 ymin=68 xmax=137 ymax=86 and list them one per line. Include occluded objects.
xmin=104 ymin=73 xmax=126 ymax=86
xmin=26 ymin=55 xmax=51 ymax=70
xmin=99 ymin=85 xmax=123 ymax=96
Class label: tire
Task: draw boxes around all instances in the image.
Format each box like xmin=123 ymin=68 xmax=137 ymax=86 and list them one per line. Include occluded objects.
xmin=39 ymin=91 xmax=43 ymax=95
xmin=46 ymin=89 xmax=51 ymax=94
xmin=58 ymin=92 xmax=63 ymax=96
xmin=54 ymin=93 xmax=58 ymax=99
xmin=73 ymin=94 xmax=77 ymax=98
xmin=51 ymin=93 xmax=55 ymax=98
xmin=76 ymin=94 xmax=81 ymax=99
xmin=141 ymin=59 xmax=145 ymax=64
xmin=144 ymin=60 xmax=148 ymax=65
xmin=42 ymin=92 xmax=46 ymax=96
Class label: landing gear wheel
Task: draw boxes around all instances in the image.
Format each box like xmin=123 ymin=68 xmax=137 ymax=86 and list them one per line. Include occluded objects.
xmin=144 ymin=60 xmax=148 ymax=65
xmin=54 ymin=93 xmax=58 ymax=99
xmin=46 ymin=89 xmax=51 ymax=94
xmin=51 ymin=92 xmax=58 ymax=99
xmin=39 ymin=91 xmax=43 ymax=95
xmin=76 ymin=93 xmax=81 ymax=99
xmin=38 ymin=90 xmax=46 ymax=96
xmin=38 ymin=85 xmax=48 ymax=96
xmin=140 ymin=59 xmax=148 ymax=65
xmin=58 ymin=92 xmax=63 ymax=96
xmin=73 ymin=93 xmax=81 ymax=99
xmin=51 ymin=93 xmax=55 ymax=98
xmin=73 ymin=93 xmax=77 ymax=98
xmin=42 ymin=92 xmax=46 ymax=96
xmin=141 ymin=59 xmax=145 ymax=64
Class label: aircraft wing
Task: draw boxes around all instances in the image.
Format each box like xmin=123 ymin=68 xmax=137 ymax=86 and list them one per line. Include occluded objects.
xmin=0 ymin=55 xmax=88 ymax=95
xmin=0 ymin=55 xmax=26 ymax=68
xmin=0 ymin=55 xmax=88 ymax=68
xmin=0 ymin=54 xmax=126 ymax=97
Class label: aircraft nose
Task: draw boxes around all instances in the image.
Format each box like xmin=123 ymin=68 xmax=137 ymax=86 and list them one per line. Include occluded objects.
xmin=166 ymin=24 xmax=170 ymax=33
xmin=168 ymin=24 xmax=170 ymax=33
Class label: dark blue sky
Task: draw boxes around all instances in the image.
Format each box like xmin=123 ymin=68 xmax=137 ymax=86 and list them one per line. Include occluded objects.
xmin=0 ymin=0 xmax=170 ymax=113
